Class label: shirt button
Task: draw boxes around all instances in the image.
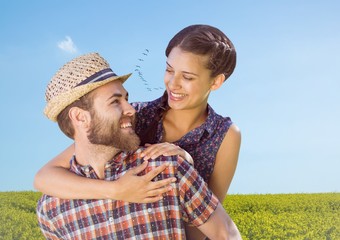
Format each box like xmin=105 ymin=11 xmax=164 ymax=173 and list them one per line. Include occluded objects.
xmin=84 ymin=167 xmax=90 ymax=173
xmin=109 ymin=216 xmax=114 ymax=223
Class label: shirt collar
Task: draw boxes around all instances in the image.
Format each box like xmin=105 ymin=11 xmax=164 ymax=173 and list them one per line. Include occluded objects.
xmin=69 ymin=148 xmax=144 ymax=176
xmin=201 ymin=104 xmax=218 ymax=137
xmin=69 ymin=155 xmax=87 ymax=176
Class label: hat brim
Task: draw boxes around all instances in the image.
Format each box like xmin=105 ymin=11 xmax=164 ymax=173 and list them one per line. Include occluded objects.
xmin=44 ymin=73 xmax=132 ymax=122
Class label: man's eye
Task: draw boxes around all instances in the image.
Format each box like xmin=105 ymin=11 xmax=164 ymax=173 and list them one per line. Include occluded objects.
xmin=111 ymin=99 xmax=119 ymax=104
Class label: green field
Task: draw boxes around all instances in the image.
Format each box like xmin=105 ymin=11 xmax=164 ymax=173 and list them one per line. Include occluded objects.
xmin=0 ymin=192 xmax=339 ymax=239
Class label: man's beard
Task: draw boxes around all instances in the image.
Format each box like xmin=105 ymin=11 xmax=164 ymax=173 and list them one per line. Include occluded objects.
xmin=87 ymin=111 xmax=140 ymax=151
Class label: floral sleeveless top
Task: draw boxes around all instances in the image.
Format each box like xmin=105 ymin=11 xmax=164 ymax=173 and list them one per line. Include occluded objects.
xmin=132 ymin=97 xmax=233 ymax=182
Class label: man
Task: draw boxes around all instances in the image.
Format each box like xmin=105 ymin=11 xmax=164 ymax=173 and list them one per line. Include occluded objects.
xmin=37 ymin=52 xmax=240 ymax=239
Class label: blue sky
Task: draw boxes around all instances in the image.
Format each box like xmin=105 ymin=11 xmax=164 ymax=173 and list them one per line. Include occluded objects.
xmin=1 ymin=1 xmax=339 ymax=194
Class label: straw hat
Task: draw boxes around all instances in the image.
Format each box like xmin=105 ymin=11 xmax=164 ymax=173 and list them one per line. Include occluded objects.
xmin=44 ymin=52 xmax=131 ymax=121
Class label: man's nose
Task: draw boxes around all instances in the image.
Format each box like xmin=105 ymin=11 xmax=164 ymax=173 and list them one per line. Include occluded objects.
xmin=122 ymin=100 xmax=136 ymax=116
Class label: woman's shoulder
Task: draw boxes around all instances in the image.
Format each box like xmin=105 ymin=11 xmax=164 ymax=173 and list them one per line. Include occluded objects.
xmin=215 ymin=109 xmax=241 ymax=148
xmin=206 ymin=105 xmax=233 ymax=130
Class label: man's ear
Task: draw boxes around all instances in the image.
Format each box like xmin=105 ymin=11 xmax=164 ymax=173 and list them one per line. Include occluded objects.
xmin=210 ymin=74 xmax=225 ymax=91
xmin=68 ymin=107 xmax=91 ymax=128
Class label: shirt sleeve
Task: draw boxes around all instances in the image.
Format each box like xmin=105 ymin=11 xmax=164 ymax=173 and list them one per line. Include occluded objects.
xmin=36 ymin=198 xmax=62 ymax=239
xmin=177 ymin=156 xmax=219 ymax=226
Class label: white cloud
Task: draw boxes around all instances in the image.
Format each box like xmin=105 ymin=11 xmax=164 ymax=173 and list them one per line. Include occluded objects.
xmin=57 ymin=36 xmax=77 ymax=53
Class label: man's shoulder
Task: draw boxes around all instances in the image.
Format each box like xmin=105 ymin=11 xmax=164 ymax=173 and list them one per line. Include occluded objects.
xmin=147 ymin=155 xmax=193 ymax=179
xmin=150 ymin=155 xmax=185 ymax=167
xmin=120 ymin=150 xmax=194 ymax=179
xmin=122 ymin=148 xmax=183 ymax=164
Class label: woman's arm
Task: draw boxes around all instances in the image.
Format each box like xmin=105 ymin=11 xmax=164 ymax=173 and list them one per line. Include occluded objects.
xmin=208 ymin=124 xmax=241 ymax=202
xmin=185 ymin=124 xmax=241 ymax=239
xmin=196 ymin=203 xmax=242 ymax=240
xmin=34 ymin=144 xmax=176 ymax=202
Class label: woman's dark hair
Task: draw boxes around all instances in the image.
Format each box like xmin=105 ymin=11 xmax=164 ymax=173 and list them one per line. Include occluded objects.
xmin=166 ymin=24 xmax=236 ymax=80
xmin=140 ymin=25 xmax=236 ymax=144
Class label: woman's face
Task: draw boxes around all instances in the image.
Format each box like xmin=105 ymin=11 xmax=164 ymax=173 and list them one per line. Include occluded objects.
xmin=164 ymin=47 xmax=215 ymax=111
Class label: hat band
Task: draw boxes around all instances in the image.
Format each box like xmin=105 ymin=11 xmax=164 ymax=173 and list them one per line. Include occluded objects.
xmin=76 ymin=68 xmax=117 ymax=87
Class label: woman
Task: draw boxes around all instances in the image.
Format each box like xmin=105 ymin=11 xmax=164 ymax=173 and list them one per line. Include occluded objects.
xmin=34 ymin=24 xmax=241 ymax=238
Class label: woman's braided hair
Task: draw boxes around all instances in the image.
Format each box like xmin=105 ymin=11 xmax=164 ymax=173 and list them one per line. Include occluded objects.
xmin=166 ymin=24 xmax=236 ymax=79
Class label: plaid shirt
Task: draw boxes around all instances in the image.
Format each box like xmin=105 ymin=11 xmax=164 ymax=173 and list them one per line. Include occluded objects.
xmin=37 ymin=148 xmax=219 ymax=239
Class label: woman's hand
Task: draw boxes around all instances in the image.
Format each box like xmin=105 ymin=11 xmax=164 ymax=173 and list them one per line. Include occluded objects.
xmin=140 ymin=143 xmax=194 ymax=165
xmin=113 ymin=160 xmax=177 ymax=203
